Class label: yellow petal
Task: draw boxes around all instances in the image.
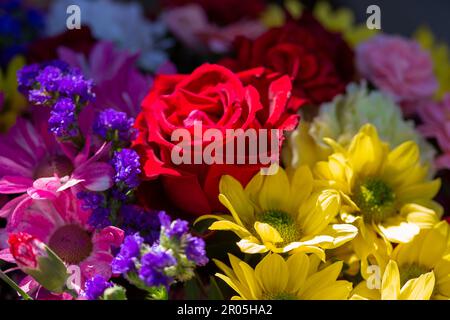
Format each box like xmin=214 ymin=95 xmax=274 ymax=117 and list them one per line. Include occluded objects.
xmin=254 ymin=222 xmax=283 ymax=243
xmin=219 ymin=175 xmax=255 ymax=225
xmin=381 ymin=260 xmax=401 ymax=300
xmin=255 ymin=254 xmax=288 ymax=295
xmin=209 ymin=220 xmax=252 ymax=239
xmin=400 ymin=271 xmax=435 ymax=300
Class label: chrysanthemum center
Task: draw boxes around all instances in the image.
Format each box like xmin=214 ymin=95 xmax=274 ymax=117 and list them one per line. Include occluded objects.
xmin=399 ymin=263 xmax=429 ymax=286
xmin=48 ymin=224 xmax=93 ymax=264
xmin=354 ymin=178 xmax=396 ymax=223
xmin=264 ymin=292 xmax=298 ymax=300
xmin=34 ymin=155 xmax=73 ymax=179
xmin=259 ymin=210 xmax=300 ymax=243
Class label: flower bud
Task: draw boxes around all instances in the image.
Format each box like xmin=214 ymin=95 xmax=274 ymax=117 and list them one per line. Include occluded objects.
xmin=8 ymin=232 xmax=69 ymax=293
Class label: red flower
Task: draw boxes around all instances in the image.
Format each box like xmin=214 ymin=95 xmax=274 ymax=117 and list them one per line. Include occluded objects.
xmin=8 ymin=232 xmax=41 ymax=269
xmin=221 ymin=12 xmax=355 ymax=105
xmin=133 ymin=64 xmax=301 ymax=215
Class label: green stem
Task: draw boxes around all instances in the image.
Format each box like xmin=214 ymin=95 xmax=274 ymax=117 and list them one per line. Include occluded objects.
xmin=0 ymin=270 xmax=33 ymax=300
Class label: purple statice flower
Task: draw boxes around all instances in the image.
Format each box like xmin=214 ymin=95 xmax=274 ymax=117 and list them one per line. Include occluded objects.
xmin=139 ymin=246 xmax=176 ymax=288
xmin=88 ymin=207 xmax=111 ymax=229
xmin=185 ymin=234 xmax=208 ymax=266
xmin=28 ymin=89 xmax=51 ymax=105
xmin=84 ymin=275 xmax=113 ymax=300
xmin=112 ymin=233 xmax=144 ymax=274
xmin=120 ymin=205 xmax=161 ymax=244
xmin=58 ymin=70 xmax=94 ymax=102
xmin=17 ymin=63 xmax=40 ymax=94
xmin=93 ymin=108 xmax=136 ymax=142
xmin=159 ymin=211 xmax=189 ymax=239
xmin=48 ymin=97 xmax=78 ymax=138
xmin=111 ymin=149 xmax=141 ymax=189
xmin=36 ymin=65 xmax=63 ymax=92
xmin=77 ymin=191 xmax=105 ymax=211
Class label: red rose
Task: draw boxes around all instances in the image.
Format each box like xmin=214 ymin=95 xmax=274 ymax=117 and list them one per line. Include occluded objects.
xmin=221 ymin=12 xmax=355 ymax=105
xmin=133 ymin=64 xmax=301 ymax=215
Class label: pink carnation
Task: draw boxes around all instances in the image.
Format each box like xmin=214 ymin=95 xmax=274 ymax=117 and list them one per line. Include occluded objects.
xmin=419 ymin=94 xmax=450 ymax=169
xmin=356 ymin=35 xmax=438 ymax=114
xmin=163 ymin=4 xmax=266 ymax=54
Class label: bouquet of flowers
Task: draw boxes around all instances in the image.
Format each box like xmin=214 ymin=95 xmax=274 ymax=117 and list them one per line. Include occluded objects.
xmin=0 ymin=0 xmax=449 ymax=301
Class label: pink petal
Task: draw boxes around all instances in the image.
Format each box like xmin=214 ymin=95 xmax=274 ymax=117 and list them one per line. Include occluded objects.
xmin=92 ymin=226 xmax=124 ymax=251
xmin=0 ymin=176 xmax=33 ymax=194
xmin=77 ymin=162 xmax=114 ymax=192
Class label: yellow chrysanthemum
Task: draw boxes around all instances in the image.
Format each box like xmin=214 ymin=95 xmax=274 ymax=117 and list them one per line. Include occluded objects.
xmin=414 ymin=26 xmax=450 ymax=99
xmin=0 ymin=55 xmax=27 ymax=132
xmin=215 ymin=252 xmax=352 ymax=300
xmin=314 ymin=124 xmax=442 ymax=245
xmin=200 ymin=166 xmax=357 ymax=259
xmin=351 ymin=260 xmax=435 ymax=300
xmin=391 ymin=221 xmax=450 ymax=299
xmin=261 ymin=0 xmax=302 ymax=28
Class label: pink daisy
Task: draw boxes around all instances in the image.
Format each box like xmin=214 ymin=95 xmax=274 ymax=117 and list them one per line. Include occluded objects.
xmin=0 ymin=188 xmax=124 ymax=297
xmin=0 ymin=116 xmax=114 ymax=198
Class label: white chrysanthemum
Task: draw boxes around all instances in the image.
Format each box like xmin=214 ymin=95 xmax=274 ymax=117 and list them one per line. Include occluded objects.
xmin=285 ymin=82 xmax=435 ymax=169
xmin=46 ymin=0 xmax=173 ymax=71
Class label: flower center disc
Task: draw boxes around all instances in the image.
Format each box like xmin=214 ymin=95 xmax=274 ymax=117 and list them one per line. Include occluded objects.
xmin=354 ymin=178 xmax=396 ymax=223
xmin=265 ymin=292 xmax=298 ymax=300
xmin=34 ymin=155 xmax=74 ymax=179
xmin=400 ymin=264 xmax=429 ymax=286
xmin=259 ymin=210 xmax=300 ymax=244
xmin=48 ymin=224 xmax=93 ymax=264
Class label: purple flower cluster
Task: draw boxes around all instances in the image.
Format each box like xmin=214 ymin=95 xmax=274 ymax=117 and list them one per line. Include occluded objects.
xmin=112 ymin=233 xmax=143 ymax=274
xmin=93 ymin=108 xmax=136 ymax=142
xmin=111 ymin=149 xmax=141 ymax=190
xmin=48 ymin=97 xmax=77 ymax=137
xmin=111 ymin=212 xmax=208 ymax=291
xmin=17 ymin=60 xmax=94 ymax=140
xmin=84 ymin=275 xmax=113 ymax=300
xmin=139 ymin=246 xmax=177 ymax=288
xmin=77 ymin=191 xmax=111 ymax=229
xmin=120 ymin=205 xmax=161 ymax=244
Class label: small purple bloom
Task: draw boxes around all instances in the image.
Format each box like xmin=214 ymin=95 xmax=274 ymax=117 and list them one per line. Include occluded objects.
xmin=77 ymin=191 xmax=105 ymax=211
xmin=120 ymin=206 xmax=161 ymax=244
xmin=185 ymin=235 xmax=208 ymax=266
xmin=36 ymin=65 xmax=63 ymax=92
xmin=17 ymin=63 xmax=39 ymax=93
xmin=58 ymin=71 xmax=94 ymax=102
xmin=139 ymin=247 xmax=176 ymax=287
xmin=48 ymin=97 xmax=78 ymax=137
xmin=28 ymin=89 xmax=51 ymax=105
xmin=111 ymin=149 xmax=141 ymax=189
xmin=88 ymin=207 xmax=111 ymax=229
xmin=93 ymin=108 xmax=136 ymax=142
xmin=112 ymin=233 xmax=144 ymax=274
xmin=84 ymin=275 xmax=113 ymax=300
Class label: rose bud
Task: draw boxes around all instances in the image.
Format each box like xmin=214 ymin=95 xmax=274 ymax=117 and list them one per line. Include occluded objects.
xmin=8 ymin=232 xmax=69 ymax=294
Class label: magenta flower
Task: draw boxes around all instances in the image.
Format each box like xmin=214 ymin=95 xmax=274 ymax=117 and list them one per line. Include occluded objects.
xmin=57 ymin=41 xmax=157 ymax=117
xmin=0 ymin=117 xmax=114 ymax=198
xmin=419 ymin=93 xmax=450 ymax=169
xmin=356 ymin=35 xmax=438 ymax=115
xmin=0 ymin=190 xmax=124 ymax=295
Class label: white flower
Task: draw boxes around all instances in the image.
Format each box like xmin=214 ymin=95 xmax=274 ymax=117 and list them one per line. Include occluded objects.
xmin=284 ymin=82 xmax=436 ymax=169
xmin=46 ymin=0 xmax=173 ymax=71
